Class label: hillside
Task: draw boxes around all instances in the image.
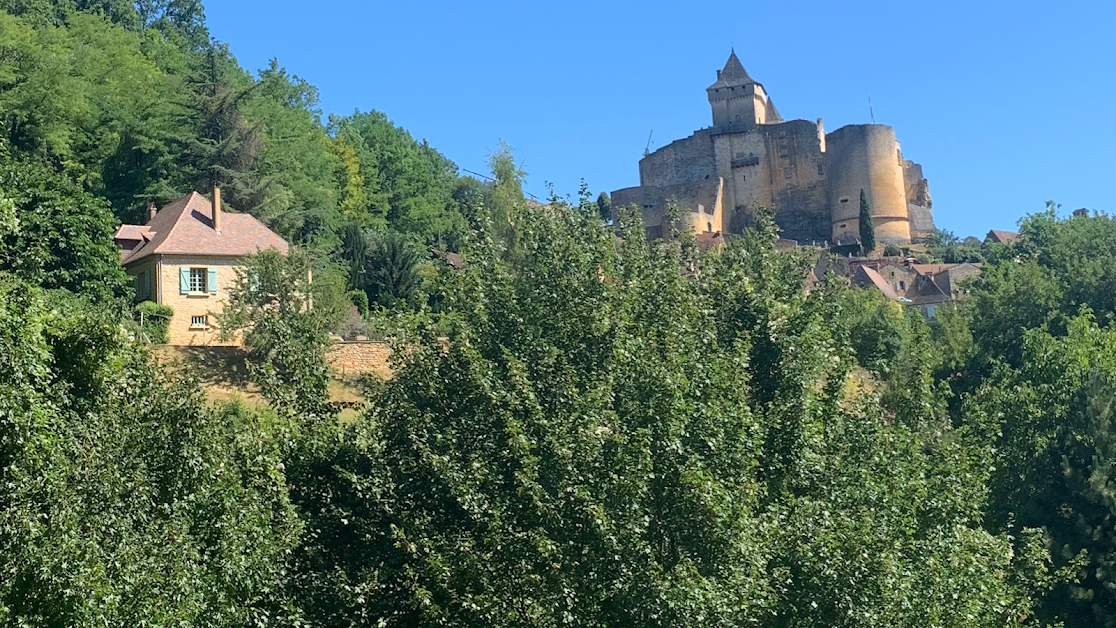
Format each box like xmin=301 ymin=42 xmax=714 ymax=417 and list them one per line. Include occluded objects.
xmin=3 ymin=3 xmax=1116 ymax=628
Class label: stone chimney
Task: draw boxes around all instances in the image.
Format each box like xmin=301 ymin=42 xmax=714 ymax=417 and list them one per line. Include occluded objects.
xmin=147 ymin=201 xmax=157 ymax=223
xmin=212 ymin=187 xmax=222 ymax=233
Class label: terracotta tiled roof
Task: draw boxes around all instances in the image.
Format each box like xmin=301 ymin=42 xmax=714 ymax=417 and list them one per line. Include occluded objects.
xmin=854 ymin=266 xmax=898 ymax=300
xmin=911 ymin=262 xmax=983 ymax=277
xmin=116 ymin=192 xmax=288 ymax=266
xmin=986 ymin=229 xmax=1019 ymax=244
xmin=114 ymin=224 xmax=152 ymax=241
xmin=696 ymin=231 xmax=725 ymax=251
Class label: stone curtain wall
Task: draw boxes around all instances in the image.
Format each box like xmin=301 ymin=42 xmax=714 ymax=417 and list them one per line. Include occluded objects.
xmin=326 ymin=340 xmax=392 ymax=378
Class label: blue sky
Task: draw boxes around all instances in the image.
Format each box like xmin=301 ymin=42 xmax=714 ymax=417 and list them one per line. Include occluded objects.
xmin=206 ymin=0 xmax=1114 ymax=237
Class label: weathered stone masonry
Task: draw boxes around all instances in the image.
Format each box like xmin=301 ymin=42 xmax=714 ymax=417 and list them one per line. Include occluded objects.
xmin=612 ymin=50 xmax=936 ymax=246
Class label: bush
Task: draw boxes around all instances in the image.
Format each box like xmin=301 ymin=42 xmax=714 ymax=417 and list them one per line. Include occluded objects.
xmin=348 ymin=289 xmax=369 ymax=316
xmin=884 ymin=243 xmax=903 ymax=257
xmin=134 ymin=301 xmax=173 ymax=344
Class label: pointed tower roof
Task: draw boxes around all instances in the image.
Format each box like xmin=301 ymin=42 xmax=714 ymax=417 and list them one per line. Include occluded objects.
xmin=707 ymin=49 xmax=759 ymax=90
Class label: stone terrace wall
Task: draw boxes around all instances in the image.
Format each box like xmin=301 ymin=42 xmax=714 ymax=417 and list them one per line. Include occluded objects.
xmin=326 ymin=340 xmax=392 ymax=379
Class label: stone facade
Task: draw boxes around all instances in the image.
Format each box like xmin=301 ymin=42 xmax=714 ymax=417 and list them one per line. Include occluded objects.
xmin=613 ymin=51 xmax=936 ymax=246
xmin=116 ymin=191 xmax=289 ymax=347
xmin=125 ymin=254 xmax=245 ymax=345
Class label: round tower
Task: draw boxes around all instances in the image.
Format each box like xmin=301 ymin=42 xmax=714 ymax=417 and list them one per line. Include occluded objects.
xmin=825 ymin=124 xmax=911 ymax=245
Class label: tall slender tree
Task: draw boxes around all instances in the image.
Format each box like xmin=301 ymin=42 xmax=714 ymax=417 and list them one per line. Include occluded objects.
xmin=859 ymin=188 xmax=876 ymax=255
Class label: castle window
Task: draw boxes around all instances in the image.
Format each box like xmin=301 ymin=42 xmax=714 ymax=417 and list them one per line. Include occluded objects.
xmin=817 ymin=163 xmax=824 ymax=176
xmin=707 ymin=222 xmax=713 ymax=232
xmin=784 ymin=167 xmax=792 ymax=179
xmin=839 ymin=223 xmax=847 ymax=229
xmin=839 ymin=197 xmax=850 ymax=204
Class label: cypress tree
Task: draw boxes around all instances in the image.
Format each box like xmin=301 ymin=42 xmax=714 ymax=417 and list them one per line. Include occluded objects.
xmin=859 ymin=188 xmax=876 ymax=255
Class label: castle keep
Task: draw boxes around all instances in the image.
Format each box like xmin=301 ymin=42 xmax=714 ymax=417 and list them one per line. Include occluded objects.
xmin=612 ymin=51 xmax=935 ymax=245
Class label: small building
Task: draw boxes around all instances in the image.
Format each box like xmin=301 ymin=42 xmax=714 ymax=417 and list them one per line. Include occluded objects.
xmin=875 ymin=261 xmax=919 ymax=297
xmin=114 ymin=189 xmax=288 ymax=345
xmin=852 ymin=265 xmax=899 ymax=300
xmin=852 ymin=259 xmax=982 ymax=318
xmin=985 ymin=229 xmax=1019 ymax=245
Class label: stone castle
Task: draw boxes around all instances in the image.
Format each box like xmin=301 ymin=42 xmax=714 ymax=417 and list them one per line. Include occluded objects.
xmin=612 ymin=50 xmax=935 ymax=246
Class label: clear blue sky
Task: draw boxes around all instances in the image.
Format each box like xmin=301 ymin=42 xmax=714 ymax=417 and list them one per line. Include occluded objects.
xmin=206 ymin=0 xmax=1114 ymax=238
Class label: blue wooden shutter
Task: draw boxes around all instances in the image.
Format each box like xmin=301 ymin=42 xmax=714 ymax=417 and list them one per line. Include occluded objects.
xmin=207 ymin=267 xmax=218 ymax=294
xmin=179 ymin=267 xmax=189 ymax=294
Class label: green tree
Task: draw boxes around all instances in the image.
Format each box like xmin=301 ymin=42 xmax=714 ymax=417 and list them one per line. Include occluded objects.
xmin=972 ymin=311 xmax=1116 ymax=628
xmin=217 ymin=248 xmax=346 ymax=418
xmin=363 ymin=229 xmax=422 ymax=308
xmin=859 ymin=188 xmax=875 ymax=255
xmin=0 ymin=153 xmax=128 ymax=302
xmin=0 ymin=10 xmax=191 ymax=216
xmin=242 ymin=59 xmax=343 ymax=244
xmin=284 ymin=199 xmax=1041 ymax=627
xmin=596 ymin=190 xmax=612 ymax=222
xmin=0 ymin=277 xmax=302 ymax=627
xmin=330 ymin=110 xmax=462 ymax=241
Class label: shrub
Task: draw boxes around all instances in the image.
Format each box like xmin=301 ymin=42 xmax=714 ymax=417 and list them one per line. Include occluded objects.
xmin=884 ymin=243 xmax=903 ymax=257
xmin=134 ymin=301 xmax=173 ymax=344
xmin=348 ymin=289 xmax=369 ymax=316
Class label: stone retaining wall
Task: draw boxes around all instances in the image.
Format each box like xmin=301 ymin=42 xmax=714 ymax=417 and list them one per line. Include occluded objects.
xmin=326 ymin=340 xmax=392 ymax=378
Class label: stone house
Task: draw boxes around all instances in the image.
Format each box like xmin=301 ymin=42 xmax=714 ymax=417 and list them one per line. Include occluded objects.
xmin=854 ymin=260 xmax=982 ymax=318
xmin=875 ymin=261 xmax=919 ymax=297
xmin=114 ymin=189 xmax=288 ymax=345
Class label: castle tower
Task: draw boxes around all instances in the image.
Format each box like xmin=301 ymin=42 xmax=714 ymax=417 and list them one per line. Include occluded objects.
xmin=706 ymin=50 xmax=784 ymax=128
xmin=825 ymin=124 xmax=912 ymax=245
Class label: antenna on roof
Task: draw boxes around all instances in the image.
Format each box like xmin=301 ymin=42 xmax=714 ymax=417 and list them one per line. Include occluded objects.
xmin=868 ymin=95 xmax=875 ymax=124
xmin=644 ymin=129 xmax=654 ymax=157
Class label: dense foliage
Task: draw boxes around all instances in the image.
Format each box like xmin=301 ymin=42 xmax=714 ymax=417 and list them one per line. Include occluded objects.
xmin=2 ymin=2 xmax=1115 ymax=627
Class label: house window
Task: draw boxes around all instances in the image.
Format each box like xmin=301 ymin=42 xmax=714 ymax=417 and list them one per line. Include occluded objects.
xmin=190 ymin=315 xmax=209 ymax=329
xmin=899 ymin=280 xmax=907 ymax=290
xmin=189 ymin=267 xmax=207 ymax=293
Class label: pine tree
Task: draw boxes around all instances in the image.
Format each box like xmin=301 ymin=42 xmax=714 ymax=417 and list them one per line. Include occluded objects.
xmin=859 ymin=188 xmax=875 ymax=255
